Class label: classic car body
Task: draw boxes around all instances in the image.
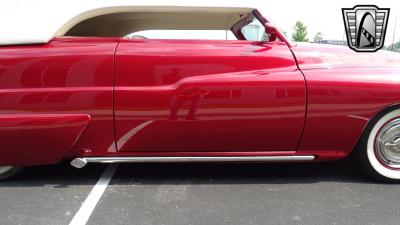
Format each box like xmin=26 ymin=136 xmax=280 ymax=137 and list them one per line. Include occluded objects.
xmin=1 ymin=2 xmax=400 ymax=181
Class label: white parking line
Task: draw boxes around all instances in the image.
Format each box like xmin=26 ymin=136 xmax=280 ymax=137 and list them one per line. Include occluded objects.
xmin=69 ymin=165 xmax=118 ymax=225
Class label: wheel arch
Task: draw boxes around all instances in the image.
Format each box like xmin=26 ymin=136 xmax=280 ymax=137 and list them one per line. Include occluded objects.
xmin=351 ymin=103 xmax=400 ymax=156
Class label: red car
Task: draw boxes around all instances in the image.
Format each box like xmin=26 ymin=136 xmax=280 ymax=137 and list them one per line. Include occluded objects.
xmin=1 ymin=4 xmax=400 ymax=181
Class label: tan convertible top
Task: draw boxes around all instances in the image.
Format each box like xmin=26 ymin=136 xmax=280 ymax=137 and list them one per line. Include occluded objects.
xmin=0 ymin=0 xmax=256 ymax=45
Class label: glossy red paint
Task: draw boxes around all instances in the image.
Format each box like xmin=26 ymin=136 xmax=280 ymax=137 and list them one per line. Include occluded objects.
xmin=293 ymin=43 xmax=400 ymax=70
xmin=1 ymin=33 xmax=400 ymax=166
xmin=114 ymin=39 xmax=306 ymax=152
xmin=0 ymin=114 xmax=90 ymax=165
xmin=293 ymin=44 xmax=400 ymax=160
xmin=0 ymin=37 xmax=118 ymax=165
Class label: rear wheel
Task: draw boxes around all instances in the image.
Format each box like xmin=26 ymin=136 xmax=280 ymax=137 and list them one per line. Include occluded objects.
xmin=0 ymin=166 xmax=21 ymax=180
xmin=356 ymin=108 xmax=400 ymax=182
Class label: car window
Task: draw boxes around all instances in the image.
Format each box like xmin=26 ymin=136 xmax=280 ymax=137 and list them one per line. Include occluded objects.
xmin=241 ymin=17 xmax=268 ymax=41
xmin=125 ymin=30 xmax=237 ymax=40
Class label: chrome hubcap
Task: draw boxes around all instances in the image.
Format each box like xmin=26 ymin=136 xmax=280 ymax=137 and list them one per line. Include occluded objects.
xmin=0 ymin=166 xmax=12 ymax=174
xmin=375 ymin=118 xmax=400 ymax=168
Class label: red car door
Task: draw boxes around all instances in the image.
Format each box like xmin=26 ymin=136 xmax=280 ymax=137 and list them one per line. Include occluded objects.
xmin=114 ymin=39 xmax=305 ymax=153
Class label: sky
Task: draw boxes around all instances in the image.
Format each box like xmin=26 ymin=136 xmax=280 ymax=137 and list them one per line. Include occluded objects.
xmin=135 ymin=0 xmax=400 ymax=46
xmin=1 ymin=0 xmax=399 ymax=46
xmin=256 ymin=0 xmax=400 ymax=46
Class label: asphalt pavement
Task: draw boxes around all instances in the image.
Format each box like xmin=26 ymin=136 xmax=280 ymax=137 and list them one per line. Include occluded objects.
xmin=1 ymin=159 xmax=399 ymax=225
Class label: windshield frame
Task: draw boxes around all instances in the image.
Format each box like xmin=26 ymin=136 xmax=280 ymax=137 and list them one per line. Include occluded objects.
xmin=231 ymin=10 xmax=294 ymax=47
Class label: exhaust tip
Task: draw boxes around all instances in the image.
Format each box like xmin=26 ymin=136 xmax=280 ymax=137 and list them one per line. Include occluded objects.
xmin=71 ymin=158 xmax=88 ymax=169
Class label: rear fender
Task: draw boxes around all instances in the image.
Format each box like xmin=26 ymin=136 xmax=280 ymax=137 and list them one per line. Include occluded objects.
xmin=0 ymin=114 xmax=90 ymax=166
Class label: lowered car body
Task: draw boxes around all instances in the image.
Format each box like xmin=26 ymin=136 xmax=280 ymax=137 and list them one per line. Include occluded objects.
xmin=1 ymin=3 xmax=400 ymax=181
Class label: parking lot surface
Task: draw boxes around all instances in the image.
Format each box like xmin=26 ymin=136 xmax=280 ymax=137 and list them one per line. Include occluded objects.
xmin=1 ymin=160 xmax=400 ymax=225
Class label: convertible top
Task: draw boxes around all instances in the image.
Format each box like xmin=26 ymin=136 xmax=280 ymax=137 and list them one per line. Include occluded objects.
xmin=0 ymin=0 xmax=257 ymax=46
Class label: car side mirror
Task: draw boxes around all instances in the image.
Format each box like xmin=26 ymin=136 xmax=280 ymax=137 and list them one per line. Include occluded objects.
xmin=265 ymin=23 xmax=278 ymax=42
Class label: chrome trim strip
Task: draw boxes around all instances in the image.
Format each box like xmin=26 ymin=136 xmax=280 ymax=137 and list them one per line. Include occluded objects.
xmin=71 ymin=156 xmax=315 ymax=168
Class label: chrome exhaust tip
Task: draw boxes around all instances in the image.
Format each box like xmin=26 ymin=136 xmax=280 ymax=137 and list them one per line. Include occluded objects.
xmin=70 ymin=158 xmax=88 ymax=169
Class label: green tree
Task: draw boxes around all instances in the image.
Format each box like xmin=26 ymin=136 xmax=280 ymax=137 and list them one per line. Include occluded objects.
xmin=292 ymin=21 xmax=309 ymax=42
xmin=261 ymin=32 xmax=269 ymax=41
xmin=386 ymin=39 xmax=400 ymax=52
xmin=313 ymin=32 xmax=324 ymax=42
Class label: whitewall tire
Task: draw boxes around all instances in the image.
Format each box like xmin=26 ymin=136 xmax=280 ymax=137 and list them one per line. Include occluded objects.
xmin=356 ymin=108 xmax=400 ymax=182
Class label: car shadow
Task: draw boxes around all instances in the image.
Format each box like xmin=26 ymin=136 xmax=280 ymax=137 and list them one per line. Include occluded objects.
xmin=110 ymin=159 xmax=376 ymax=185
xmin=0 ymin=159 xmax=386 ymax=187
xmin=0 ymin=163 xmax=106 ymax=188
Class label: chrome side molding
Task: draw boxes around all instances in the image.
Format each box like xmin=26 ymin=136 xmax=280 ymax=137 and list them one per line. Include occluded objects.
xmin=70 ymin=155 xmax=316 ymax=168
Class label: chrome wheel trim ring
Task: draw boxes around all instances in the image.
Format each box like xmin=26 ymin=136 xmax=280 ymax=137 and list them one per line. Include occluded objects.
xmin=367 ymin=109 xmax=400 ymax=179
xmin=0 ymin=166 xmax=13 ymax=175
xmin=375 ymin=118 xmax=400 ymax=168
